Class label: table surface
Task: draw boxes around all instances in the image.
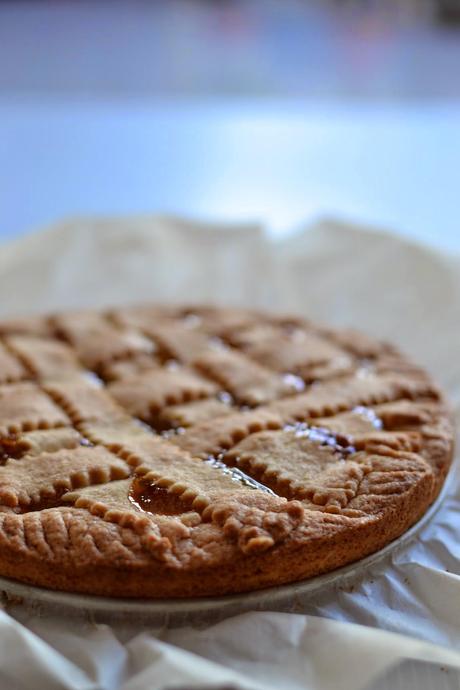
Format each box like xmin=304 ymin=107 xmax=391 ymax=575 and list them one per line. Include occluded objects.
xmin=1 ymin=99 xmax=459 ymax=252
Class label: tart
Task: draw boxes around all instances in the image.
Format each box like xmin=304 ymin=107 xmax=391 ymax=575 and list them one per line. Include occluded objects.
xmin=0 ymin=304 xmax=453 ymax=598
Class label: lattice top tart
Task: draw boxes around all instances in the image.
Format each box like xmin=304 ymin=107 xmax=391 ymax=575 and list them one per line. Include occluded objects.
xmin=0 ymin=304 xmax=453 ymax=598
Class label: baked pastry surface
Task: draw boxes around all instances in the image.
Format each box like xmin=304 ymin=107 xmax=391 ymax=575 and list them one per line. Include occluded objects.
xmin=0 ymin=304 xmax=453 ymax=598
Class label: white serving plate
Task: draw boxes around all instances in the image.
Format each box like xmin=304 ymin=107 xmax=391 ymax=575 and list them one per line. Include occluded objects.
xmin=0 ymin=477 xmax=451 ymax=628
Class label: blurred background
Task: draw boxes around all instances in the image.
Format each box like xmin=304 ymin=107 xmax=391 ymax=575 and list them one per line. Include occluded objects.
xmin=0 ymin=0 xmax=459 ymax=249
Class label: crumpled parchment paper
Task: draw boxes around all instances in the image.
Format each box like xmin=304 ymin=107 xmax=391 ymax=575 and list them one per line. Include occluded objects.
xmin=0 ymin=216 xmax=459 ymax=690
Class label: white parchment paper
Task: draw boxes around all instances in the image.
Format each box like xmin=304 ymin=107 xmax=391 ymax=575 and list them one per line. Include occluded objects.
xmin=0 ymin=216 xmax=459 ymax=690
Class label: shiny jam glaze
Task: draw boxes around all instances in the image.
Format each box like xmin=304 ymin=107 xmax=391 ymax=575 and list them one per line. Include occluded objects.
xmin=205 ymin=455 xmax=277 ymax=495
xmin=352 ymin=405 xmax=384 ymax=429
xmin=283 ymin=422 xmax=356 ymax=456
xmin=129 ymin=478 xmax=189 ymax=515
xmin=0 ymin=435 xmax=25 ymax=463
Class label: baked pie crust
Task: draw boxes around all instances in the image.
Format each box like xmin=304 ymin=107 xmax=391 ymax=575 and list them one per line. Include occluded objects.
xmin=0 ymin=304 xmax=453 ymax=598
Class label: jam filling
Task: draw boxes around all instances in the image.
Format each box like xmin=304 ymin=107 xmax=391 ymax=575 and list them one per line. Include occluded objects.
xmin=129 ymin=478 xmax=190 ymax=515
xmin=283 ymin=422 xmax=356 ymax=456
xmin=128 ymin=458 xmax=278 ymax=517
xmin=282 ymin=373 xmax=306 ymax=392
xmin=352 ymin=405 xmax=384 ymax=429
xmin=0 ymin=435 xmax=27 ymax=464
xmin=205 ymin=455 xmax=277 ymax=496
xmin=20 ymin=493 xmax=69 ymax=513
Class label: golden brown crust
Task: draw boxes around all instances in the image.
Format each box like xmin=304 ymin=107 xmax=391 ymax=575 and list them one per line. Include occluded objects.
xmin=0 ymin=304 xmax=454 ymax=598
